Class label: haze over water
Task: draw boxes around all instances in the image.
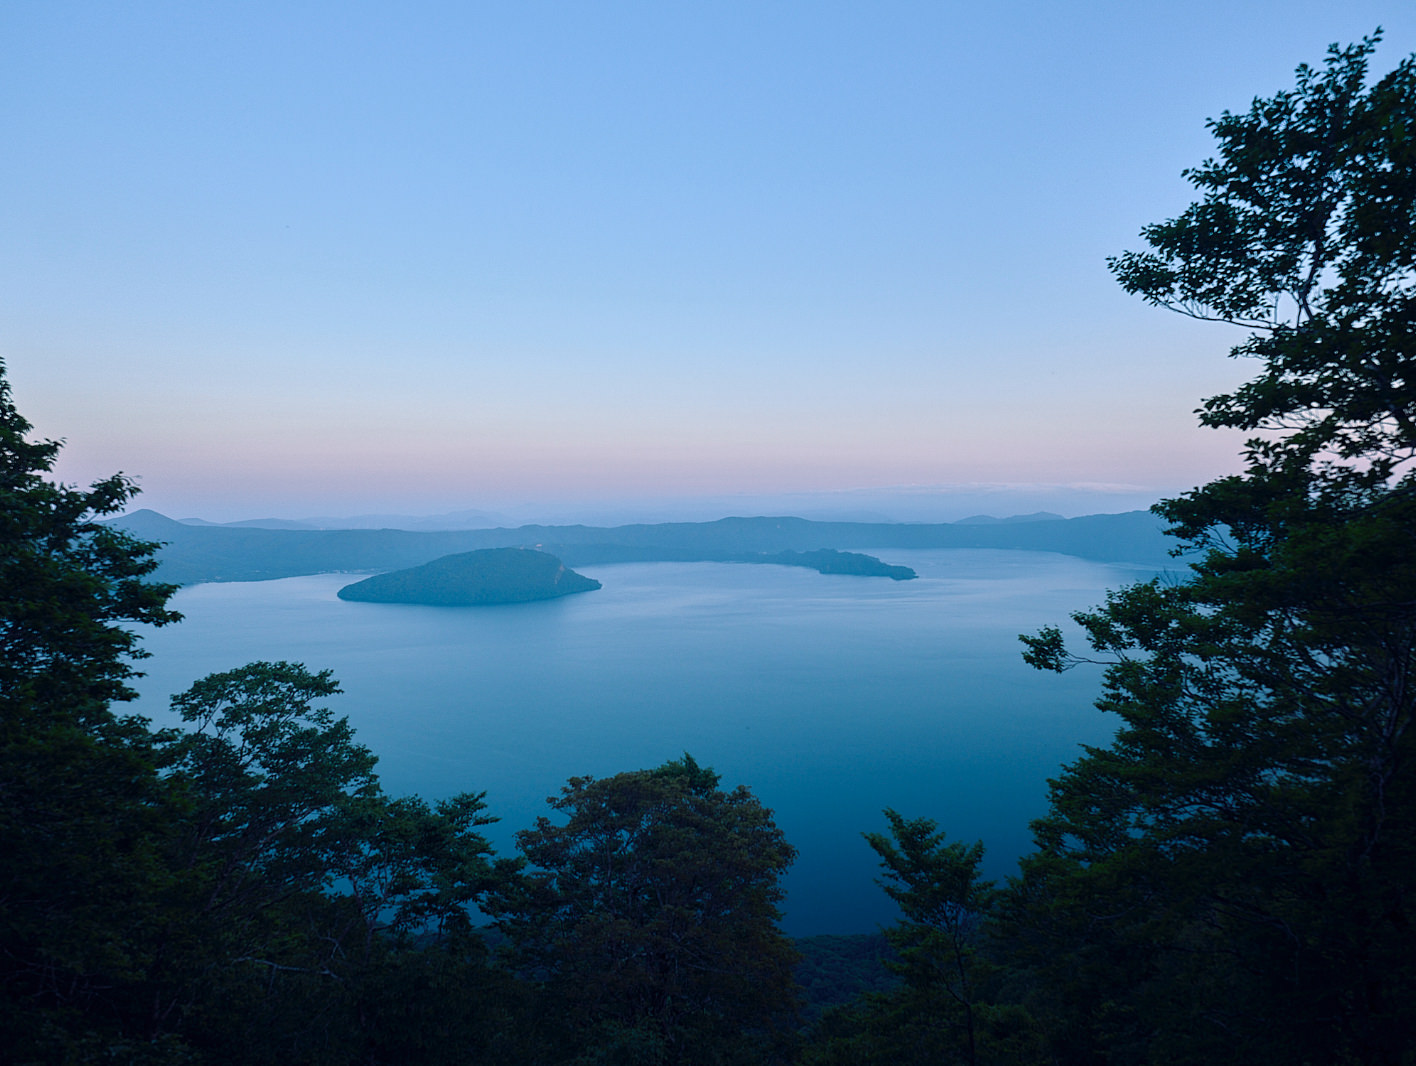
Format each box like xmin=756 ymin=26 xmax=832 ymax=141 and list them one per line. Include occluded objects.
xmin=130 ymin=548 xmax=1155 ymax=935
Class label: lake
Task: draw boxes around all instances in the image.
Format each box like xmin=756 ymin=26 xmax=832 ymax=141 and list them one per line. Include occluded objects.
xmin=130 ymin=548 xmax=1155 ymax=935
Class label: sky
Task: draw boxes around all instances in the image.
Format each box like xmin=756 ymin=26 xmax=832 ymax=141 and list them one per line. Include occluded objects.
xmin=2 ymin=1 xmax=1412 ymax=524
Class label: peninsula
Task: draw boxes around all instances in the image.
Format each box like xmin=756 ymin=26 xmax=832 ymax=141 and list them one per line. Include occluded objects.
xmin=541 ymin=544 xmax=916 ymax=580
xmin=337 ymin=548 xmax=601 ymax=606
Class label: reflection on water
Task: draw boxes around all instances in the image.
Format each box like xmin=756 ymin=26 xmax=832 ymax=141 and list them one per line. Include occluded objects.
xmin=131 ymin=549 xmax=1156 ymax=935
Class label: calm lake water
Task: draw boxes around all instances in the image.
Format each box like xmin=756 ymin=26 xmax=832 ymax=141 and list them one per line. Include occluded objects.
xmin=130 ymin=549 xmax=1154 ymax=935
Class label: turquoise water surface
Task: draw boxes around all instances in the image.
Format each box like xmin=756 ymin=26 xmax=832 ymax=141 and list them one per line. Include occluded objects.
xmin=130 ymin=549 xmax=1151 ymax=934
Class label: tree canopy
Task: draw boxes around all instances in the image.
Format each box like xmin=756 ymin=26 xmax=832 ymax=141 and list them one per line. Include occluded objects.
xmin=1011 ymin=33 xmax=1416 ymax=1065
xmin=0 ymin=359 xmax=186 ymax=1059
xmin=494 ymin=754 xmax=801 ymax=1065
xmin=0 ymin=363 xmax=179 ymax=722
xmin=1109 ymin=33 xmax=1415 ymax=501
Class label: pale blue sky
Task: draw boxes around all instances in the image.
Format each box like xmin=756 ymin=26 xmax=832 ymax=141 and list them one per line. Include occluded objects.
xmin=2 ymin=1 xmax=1410 ymax=521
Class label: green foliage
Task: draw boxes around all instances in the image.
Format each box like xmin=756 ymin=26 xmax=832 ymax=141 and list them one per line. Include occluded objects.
xmin=160 ymin=663 xmax=381 ymax=922
xmin=349 ymin=938 xmax=549 ymax=1066
xmin=0 ymin=361 xmax=185 ymax=1061
xmin=333 ymin=790 xmax=513 ymax=944
xmin=801 ymin=816 xmax=1043 ymax=1066
xmin=792 ymin=933 xmax=898 ymax=1020
xmin=146 ymin=663 xmax=516 ymax=1062
xmin=1109 ymin=32 xmax=1416 ymax=492
xmin=865 ymin=812 xmax=994 ymax=1065
xmin=0 ymin=362 xmax=179 ymax=722
xmin=495 ymin=754 xmax=800 ymax=1066
xmin=1005 ymin=33 xmax=1416 ymax=1065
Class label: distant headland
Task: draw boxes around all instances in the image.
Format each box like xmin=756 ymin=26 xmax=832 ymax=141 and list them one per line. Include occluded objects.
xmin=540 ymin=544 xmax=916 ymax=580
xmin=337 ymin=548 xmax=601 ymax=606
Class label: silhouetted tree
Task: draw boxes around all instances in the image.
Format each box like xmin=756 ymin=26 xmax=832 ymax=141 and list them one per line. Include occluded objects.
xmin=151 ymin=662 xmax=515 ymax=1064
xmin=1012 ymin=34 xmax=1416 ymax=1064
xmin=801 ymin=815 xmax=1041 ymax=1066
xmin=495 ymin=755 xmax=800 ymax=1065
xmin=0 ymin=359 xmax=184 ymax=1061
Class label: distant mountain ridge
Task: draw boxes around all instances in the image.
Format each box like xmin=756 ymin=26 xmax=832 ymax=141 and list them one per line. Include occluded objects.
xmin=109 ymin=509 xmax=1179 ymax=586
xmin=173 ymin=509 xmax=1067 ymax=532
xmin=178 ymin=508 xmax=518 ymax=531
xmin=953 ymin=511 xmax=1064 ymax=525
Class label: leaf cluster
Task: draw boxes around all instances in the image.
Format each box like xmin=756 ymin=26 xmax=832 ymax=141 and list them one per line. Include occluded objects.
xmin=1110 ymin=33 xmax=1416 ymax=492
xmin=998 ymin=33 xmax=1416 ymax=1064
xmin=493 ymin=754 xmax=801 ymax=1065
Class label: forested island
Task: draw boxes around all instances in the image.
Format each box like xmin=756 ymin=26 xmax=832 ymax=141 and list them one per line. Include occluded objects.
xmin=762 ymin=549 xmax=914 ymax=580
xmin=333 ymin=545 xmax=909 ymax=607
xmin=337 ymin=547 xmax=601 ymax=606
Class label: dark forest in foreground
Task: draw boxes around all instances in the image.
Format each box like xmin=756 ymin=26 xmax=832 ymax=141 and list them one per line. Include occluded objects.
xmin=4 ymin=36 xmax=1415 ymax=1065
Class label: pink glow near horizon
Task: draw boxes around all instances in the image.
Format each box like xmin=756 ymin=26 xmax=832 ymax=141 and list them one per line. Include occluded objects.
xmin=7 ymin=3 xmax=1390 ymax=522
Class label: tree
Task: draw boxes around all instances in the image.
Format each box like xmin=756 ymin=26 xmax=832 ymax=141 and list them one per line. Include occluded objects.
xmin=150 ymin=662 xmax=514 ymax=1062
xmin=1107 ymin=33 xmax=1416 ymax=498
xmin=0 ymin=360 xmax=180 ymax=723
xmin=493 ymin=754 xmax=800 ymax=1066
xmin=866 ymin=813 xmax=994 ymax=1066
xmin=160 ymin=662 xmax=381 ymax=929
xmin=148 ymin=660 xmax=384 ymax=1038
xmin=1012 ymin=34 xmax=1416 ymax=1065
xmin=0 ymin=360 xmax=184 ymax=1061
xmin=801 ymin=815 xmax=1041 ymax=1066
